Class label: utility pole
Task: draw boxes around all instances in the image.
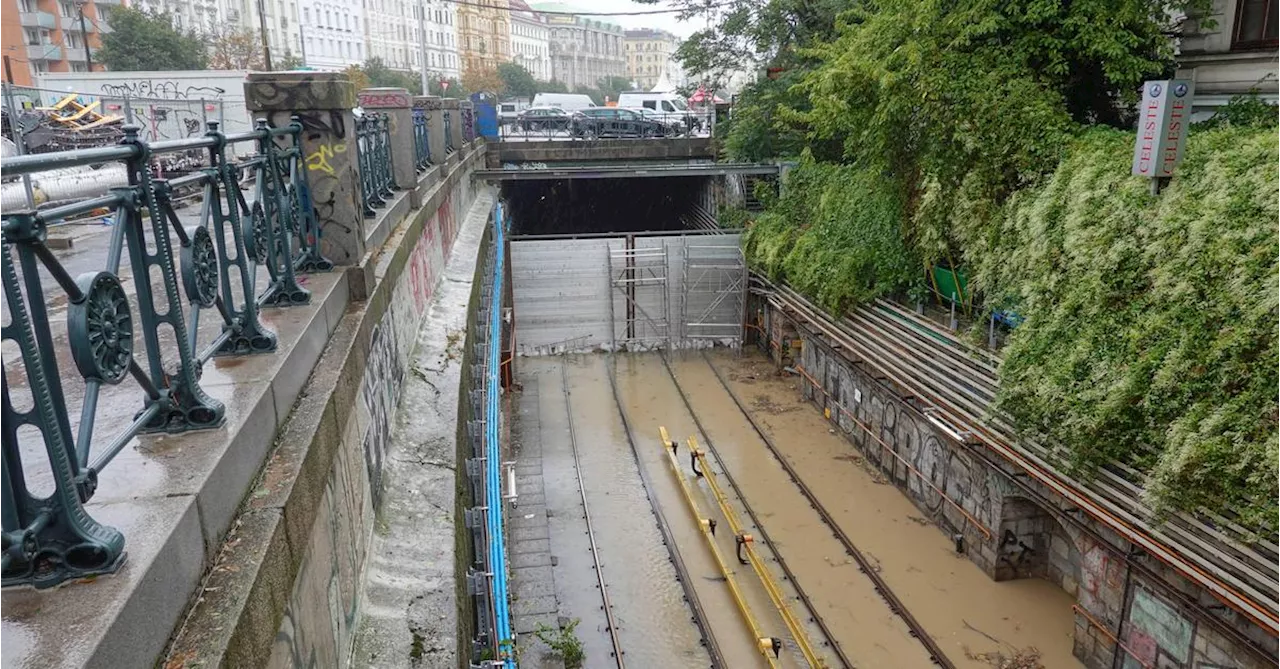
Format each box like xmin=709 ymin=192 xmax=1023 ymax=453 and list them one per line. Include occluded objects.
xmin=76 ymin=1 xmax=92 ymax=71
xmin=417 ymin=0 xmax=429 ymax=94
xmin=256 ymin=0 xmax=274 ymax=71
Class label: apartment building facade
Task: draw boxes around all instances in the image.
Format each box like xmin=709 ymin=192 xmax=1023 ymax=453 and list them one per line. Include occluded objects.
xmin=457 ymin=0 xmax=509 ymax=77
xmin=534 ymin=2 xmax=623 ymax=90
xmin=298 ymin=0 xmax=363 ymax=69
xmin=508 ymin=0 xmax=548 ymax=80
xmin=624 ymin=27 xmax=682 ymax=90
xmin=1 ymin=0 xmax=111 ymax=86
xmin=1177 ymin=0 xmax=1278 ymax=116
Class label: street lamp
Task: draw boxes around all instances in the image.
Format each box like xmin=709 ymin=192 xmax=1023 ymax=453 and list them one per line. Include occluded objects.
xmin=74 ymin=0 xmax=92 ymax=71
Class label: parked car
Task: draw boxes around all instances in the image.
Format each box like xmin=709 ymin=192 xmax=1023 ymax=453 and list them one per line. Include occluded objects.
xmin=629 ymin=107 xmax=685 ymax=136
xmin=571 ymin=107 xmax=666 ymax=138
xmin=516 ymin=106 xmax=572 ymax=132
xmin=531 ymin=93 xmax=597 ymax=112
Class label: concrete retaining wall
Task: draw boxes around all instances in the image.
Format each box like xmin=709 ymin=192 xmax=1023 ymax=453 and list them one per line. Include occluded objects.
xmin=163 ymin=142 xmax=488 ymax=668
xmin=756 ymin=296 xmax=1277 ymax=669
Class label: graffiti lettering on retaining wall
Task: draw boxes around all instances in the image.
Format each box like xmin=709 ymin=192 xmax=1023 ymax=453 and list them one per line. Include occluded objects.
xmin=270 ymin=418 xmax=373 ymax=668
xmin=1124 ymin=586 xmax=1193 ymax=667
xmin=357 ymin=207 xmax=453 ymax=509
xmin=810 ymin=341 xmax=1001 ymax=535
xmin=361 ymin=317 xmax=405 ymax=510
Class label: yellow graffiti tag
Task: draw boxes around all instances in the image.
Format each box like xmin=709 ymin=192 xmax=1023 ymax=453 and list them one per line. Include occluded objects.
xmin=306 ymin=142 xmax=346 ymax=176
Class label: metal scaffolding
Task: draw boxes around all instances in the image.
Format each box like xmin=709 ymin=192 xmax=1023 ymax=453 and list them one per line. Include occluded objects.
xmin=680 ymin=243 xmax=747 ymax=344
xmin=607 ymin=243 xmax=670 ymax=350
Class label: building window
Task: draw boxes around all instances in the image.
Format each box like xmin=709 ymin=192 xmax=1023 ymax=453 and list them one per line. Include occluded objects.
xmin=24 ymin=28 xmax=39 ymax=45
xmin=1234 ymin=0 xmax=1278 ymax=48
xmin=19 ymin=0 xmax=35 ymax=12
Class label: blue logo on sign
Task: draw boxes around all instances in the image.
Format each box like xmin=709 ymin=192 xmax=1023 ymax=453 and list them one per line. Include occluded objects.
xmin=1174 ymin=83 xmax=1189 ymax=97
xmin=1149 ymin=83 xmax=1163 ymax=97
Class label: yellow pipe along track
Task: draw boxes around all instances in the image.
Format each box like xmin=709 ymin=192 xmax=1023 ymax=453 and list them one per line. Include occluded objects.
xmin=660 ymin=426 xmax=783 ymax=668
xmin=687 ymin=435 xmax=827 ymax=668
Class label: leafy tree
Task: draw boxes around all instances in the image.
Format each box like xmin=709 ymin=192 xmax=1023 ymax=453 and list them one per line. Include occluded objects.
xmin=98 ymin=7 xmax=207 ymax=71
xmin=462 ymin=63 xmax=502 ymax=94
xmin=277 ymin=52 xmax=305 ymax=70
xmin=497 ymin=62 xmax=537 ymax=100
xmin=596 ymin=75 xmax=634 ymax=103
xmin=207 ymin=25 xmax=264 ymax=70
xmin=343 ymin=64 xmax=371 ymax=91
xmin=428 ymin=77 xmax=465 ymax=97
xmin=360 ymin=57 xmax=422 ymax=94
xmin=537 ymin=79 xmax=569 ymax=94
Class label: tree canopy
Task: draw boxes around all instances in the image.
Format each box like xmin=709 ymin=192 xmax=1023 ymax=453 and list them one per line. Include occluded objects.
xmin=497 ymin=62 xmax=537 ymax=100
xmin=97 ymin=7 xmax=207 ymax=71
xmin=207 ymin=26 xmax=265 ymax=70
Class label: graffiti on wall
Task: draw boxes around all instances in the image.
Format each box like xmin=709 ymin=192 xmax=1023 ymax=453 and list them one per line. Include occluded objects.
xmin=99 ymin=80 xmax=227 ymax=100
xmin=357 ymin=205 xmax=454 ymax=508
xmin=269 ymin=419 xmax=373 ymax=669
xmin=1122 ymin=585 xmax=1194 ymax=668
xmin=808 ymin=341 xmax=1002 ymax=535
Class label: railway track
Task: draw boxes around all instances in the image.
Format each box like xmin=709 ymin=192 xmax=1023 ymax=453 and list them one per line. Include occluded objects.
xmin=657 ymin=350 xmax=954 ymax=668
xmin=755 ymin=276 xmax=1279 ymax=658
xmin=602 ymin=354 xmax=727 ymax=668
xmin=559 ymin=363 xmax=626 ymax=668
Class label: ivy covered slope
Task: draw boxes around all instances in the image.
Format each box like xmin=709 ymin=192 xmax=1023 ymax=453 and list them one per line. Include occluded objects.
xmin=743 ymin=156 xmax=920 ymax=312
xmin=970 ymin=126 xmax=1279 ymax=533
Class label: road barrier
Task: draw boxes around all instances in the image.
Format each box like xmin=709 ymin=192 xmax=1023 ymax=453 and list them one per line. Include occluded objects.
xmin=0 ymin=117 xmax=329 ymax=589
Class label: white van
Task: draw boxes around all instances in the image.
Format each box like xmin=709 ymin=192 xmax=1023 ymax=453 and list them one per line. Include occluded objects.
xmin=531 ymin=93 xmax=597 ymax=111
xmin=615 ymin=91 xmax=701 ymax=131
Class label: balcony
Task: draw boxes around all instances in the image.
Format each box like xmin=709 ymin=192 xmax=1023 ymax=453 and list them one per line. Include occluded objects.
xmin=93 ymin=0 xmax=123 ymax=5
xmin=61 ymin=15 xmax=83 ymax=32
xmin=62 ymin=46 xmax=100 ymax=62
xmin=25 ymin=43 xmax=64 ymax=61
xmin=19 ymin=10 xmax=57 ymax=29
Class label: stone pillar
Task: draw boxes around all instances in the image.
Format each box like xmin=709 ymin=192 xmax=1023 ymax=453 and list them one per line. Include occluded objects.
xmin=359 ymin=87 xmax=418 ymax=206
xmin=441 ymin=97 xmax=463 ymax=153
xmin=416 ymin=95 xmax=445 ymax=168
xmin=245 ymin=72 xmax=364 ymax=265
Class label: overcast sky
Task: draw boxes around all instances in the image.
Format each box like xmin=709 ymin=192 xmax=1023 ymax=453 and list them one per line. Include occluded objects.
xmin=569 ymin=0 xmax=703 ymax=39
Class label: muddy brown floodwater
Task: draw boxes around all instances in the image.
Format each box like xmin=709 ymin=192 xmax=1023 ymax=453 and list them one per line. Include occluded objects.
xmin=686 ymin=350 xmax=1082 ymax=669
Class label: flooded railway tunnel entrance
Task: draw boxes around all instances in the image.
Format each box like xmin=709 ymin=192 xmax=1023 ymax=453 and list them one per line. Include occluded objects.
xmin=494 ymin=203 xmax=1084 ymax=669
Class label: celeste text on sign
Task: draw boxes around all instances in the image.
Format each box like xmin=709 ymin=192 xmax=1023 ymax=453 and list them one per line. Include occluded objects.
xmin=1131 ymin=80 xmax=1193 ymax=179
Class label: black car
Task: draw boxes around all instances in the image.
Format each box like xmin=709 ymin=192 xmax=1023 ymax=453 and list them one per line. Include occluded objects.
xmin=572 ymin=108 xmax=666 ymax=138
xmin=516 ymin=106 xmax=572 ymax=132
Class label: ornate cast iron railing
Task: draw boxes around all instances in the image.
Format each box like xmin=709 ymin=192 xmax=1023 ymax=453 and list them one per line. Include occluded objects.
xmin=0 ymin=118 xmax=330 ymax=589
xmin=413 ymin=109 xmax=431 ymax=172
xmin=356 ymin=112 xmax=396 ymax=218
xmin=444 ymin=109 xmax=456 ymax=155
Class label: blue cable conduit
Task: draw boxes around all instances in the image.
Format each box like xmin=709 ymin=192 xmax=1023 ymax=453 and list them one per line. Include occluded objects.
xmin=487 ymin=201 xmax=515 ymax=666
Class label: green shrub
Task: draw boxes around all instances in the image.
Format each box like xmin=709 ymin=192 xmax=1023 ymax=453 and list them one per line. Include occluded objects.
xmin=976 ymin=125 xmax=1279 ymax=533
xmin=743 ymin=155 xmax=918 ymax=312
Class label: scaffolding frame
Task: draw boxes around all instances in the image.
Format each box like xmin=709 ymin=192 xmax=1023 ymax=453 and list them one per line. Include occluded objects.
xmin=607 ymin=241 xmax=670 ymax=350
xmin=680 ymin=243 xmax=747 ymax=344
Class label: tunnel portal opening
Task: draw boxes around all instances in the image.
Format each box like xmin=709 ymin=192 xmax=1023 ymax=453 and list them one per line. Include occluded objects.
xmin=502 ymin=176 xmax=716 ymax=236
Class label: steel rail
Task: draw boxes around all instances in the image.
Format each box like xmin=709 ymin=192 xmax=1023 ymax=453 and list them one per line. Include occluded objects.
xmin=825 ymin=291 xmax=1278 ymax=608
xmin=684 ymin=434 xmax=831 ymax=668
xmin=760 ymin=289 xmax=1278 ymax=666
xmin=603 ymin=355 xmax=726 ymax=668
xmin=655 ymin=363 xmax=854 ymax=668
xmin=787 ymin=283 xmax=1277 ymax=590
xmin=759 ymin=280 xmax=1280 ymax=639
xmin=559 ymin=362 xmax=627 ymax=668
xmin=862 ymin=301 xmax=1280 ymax=588
xmin=658 ymin=426 xmax=782 ymax=669
xmin=691 ymin=351 xmax=956 ymax=668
